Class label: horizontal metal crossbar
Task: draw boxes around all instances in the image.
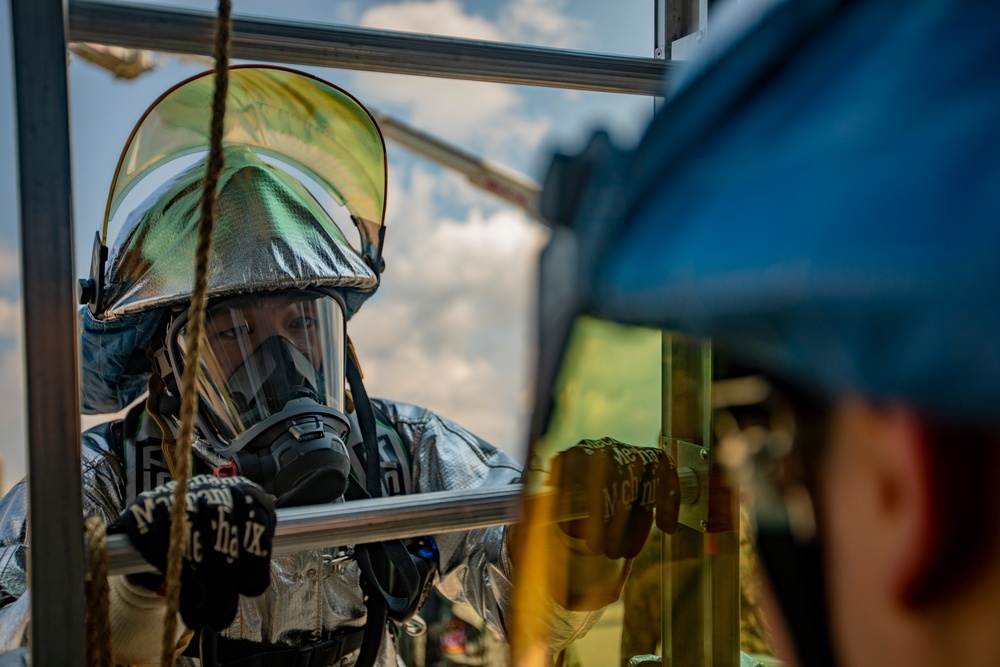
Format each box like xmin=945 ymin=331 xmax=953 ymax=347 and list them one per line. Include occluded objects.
xmin=104 ymin=485 xmax=525 ymax=576
xmin=68 ymin=1 xmax=674 ymax=96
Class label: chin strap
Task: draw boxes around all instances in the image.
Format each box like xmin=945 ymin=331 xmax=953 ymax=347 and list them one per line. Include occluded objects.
xmin=344 ymin=342 xmax=425 ymax=667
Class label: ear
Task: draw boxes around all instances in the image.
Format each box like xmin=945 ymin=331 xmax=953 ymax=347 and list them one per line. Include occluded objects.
xmin=851 ymin=401 xmax=937 ymax=608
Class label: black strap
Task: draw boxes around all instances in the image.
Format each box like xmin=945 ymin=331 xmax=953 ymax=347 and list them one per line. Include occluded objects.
xmin=354 ymin=542 xmax=389 ymax=667
xmin=213 ymin=628 xmax=365 ymax=667
xmin=345 ymin=351 xmax=381 ymax=499
xmin=345 ymin=353 xmax=423 ymax=667
xmin=347 ymin=479 xmax=423 ymax=614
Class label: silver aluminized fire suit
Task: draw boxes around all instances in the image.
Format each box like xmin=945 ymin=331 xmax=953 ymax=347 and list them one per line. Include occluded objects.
xmin=0 ymin=399 xmax=602 ymax=666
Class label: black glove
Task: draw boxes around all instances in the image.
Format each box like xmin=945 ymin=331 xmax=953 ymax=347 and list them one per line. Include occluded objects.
xmin=549 ymin=437 xmax=678 ymax=559
xmin=114 ymin=474 xmax=276 ymax=631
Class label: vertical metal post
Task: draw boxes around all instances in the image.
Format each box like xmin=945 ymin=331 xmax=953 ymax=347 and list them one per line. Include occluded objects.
xmin=661 ymin=334 xmax=739 ymax=667
xmin=703 ymin=341 xmax=739 ymax=667
xmin=662 ymin=334 xmax=709 ymax=667
xmin=654 ymin=0 xmax=668 ymax=60
xmin=667 ymin=0 xmax=709 ymax=62
xmin=9 ymin=0 xmax=85 ymax=664
xmin=660 ymin=333 xmax=673 ymax=662
xmin=653 ymin=0 xmax=668 ymax=116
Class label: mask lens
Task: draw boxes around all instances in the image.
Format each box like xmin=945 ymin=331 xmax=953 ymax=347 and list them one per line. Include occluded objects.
xmin=224 ymin=335 xmax=324 ymax=423
xmin=172 ymin=291 xmax=346 ymax=451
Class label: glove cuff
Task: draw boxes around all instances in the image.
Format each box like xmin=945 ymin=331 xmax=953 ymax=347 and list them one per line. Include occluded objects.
xmin=554 ymin=522 xmax=601 ymax=557
xmin=549 ymin=525 xmax=630 ymax=611
xmin=108 ymin=575 xmax=192 ymax=664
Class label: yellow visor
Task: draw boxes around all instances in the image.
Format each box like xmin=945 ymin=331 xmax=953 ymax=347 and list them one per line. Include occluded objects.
xmin=104 ymin=65 xmax=386 ymax=260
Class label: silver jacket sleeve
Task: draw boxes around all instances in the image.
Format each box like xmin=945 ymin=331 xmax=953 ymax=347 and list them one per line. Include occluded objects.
xmin=0 ymin=427 xmax=125 ymax=650
xmin=375 ymin=399 xmax=522 ymax=638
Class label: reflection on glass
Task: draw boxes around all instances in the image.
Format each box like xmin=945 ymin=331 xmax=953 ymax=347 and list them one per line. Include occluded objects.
xmin=513 ymin=318 xmax=775 ymax=667
xmin=513 ymin=316 xmax=663 ymax=666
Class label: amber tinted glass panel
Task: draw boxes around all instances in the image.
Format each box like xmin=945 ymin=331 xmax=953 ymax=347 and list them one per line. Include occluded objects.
xmin=513 ymin=316 xmax=663 ymax=666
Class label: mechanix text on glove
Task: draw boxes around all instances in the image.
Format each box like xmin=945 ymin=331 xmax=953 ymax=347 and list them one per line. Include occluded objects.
xmin=114 ymin=474 xmax=276 ymax=631
xmin=549 ymin=437 xmax=678 ymax=559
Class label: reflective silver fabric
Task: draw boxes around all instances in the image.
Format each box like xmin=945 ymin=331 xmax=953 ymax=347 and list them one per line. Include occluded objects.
xmin=104 ymin=145 xmax=378 ymax=320
xmin=215 ymin=399 xmax=523 ymax=667
xmin=0 ymin=427 xmax=125 ymax=649
xmin=0 ymin=399 xmax=591 ymax=664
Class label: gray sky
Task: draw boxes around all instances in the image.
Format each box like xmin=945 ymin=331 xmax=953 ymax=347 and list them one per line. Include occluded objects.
xmin=0 ymin=0 xmax=658 ymax=491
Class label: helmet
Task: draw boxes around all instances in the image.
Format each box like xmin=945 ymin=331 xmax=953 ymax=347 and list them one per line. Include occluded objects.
xmin=80 ymin=66 xmax=388 ymax=504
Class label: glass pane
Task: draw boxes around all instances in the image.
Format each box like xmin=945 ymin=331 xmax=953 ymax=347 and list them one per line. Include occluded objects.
xmin=514 ymin=318 xmax=773 ymax=667
xmin=513 ymin=316 xmax=663 ymax=666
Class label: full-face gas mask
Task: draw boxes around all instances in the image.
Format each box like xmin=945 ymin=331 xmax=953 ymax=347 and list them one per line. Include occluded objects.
xmin=155 ymin=289 xmax=352 ymax=506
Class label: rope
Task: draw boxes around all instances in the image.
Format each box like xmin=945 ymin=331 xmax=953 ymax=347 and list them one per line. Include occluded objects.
xmin=160 ymin=1 xmax=231 ymax=665
xmin=84 ymin=515 xmax=114 ymax=667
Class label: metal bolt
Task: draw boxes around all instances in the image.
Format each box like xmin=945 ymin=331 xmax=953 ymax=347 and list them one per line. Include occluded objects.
xmin=700 ymin=519 xmax=708 ymax=531
xmin=654 ymin=47 xmax=665 ymax=59
xmin=700 ymin=448 xmax=709 ymax=461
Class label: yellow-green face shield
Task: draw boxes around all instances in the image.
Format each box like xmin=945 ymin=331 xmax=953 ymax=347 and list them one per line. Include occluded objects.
xmin=100 ymin=65 xmax=387 ymax=321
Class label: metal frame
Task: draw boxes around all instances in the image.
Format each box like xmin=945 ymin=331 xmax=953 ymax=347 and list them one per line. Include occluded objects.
xmin=10 ymin=1 xmax=740 ymax=665
xmin=373 ymin=113 xmax=542 ymax=217
xmin=68 ymin=0 xmax=675 ymax=96
xmin=656 ymin=254 xmax=738 ymax=664
xmin=10 ymin=0 xmax=85 ymax=663
xmin=106 ymin=486 xmax=525 ymax=575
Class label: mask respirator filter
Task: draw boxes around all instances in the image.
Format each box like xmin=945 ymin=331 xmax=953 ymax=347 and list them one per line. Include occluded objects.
xmin=212 ymin=336 xmax=352 ymax=507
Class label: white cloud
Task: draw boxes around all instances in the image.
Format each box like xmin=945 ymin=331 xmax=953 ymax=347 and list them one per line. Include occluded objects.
xmin=354 ymin=72 xmax=550 ymax=166
xmin=349 ymin=162 xmax=548 ymax=462
xmin=359 ymin=0 xmax=586 ymax=48
xmin=359 ymin=0 xmax=503 ymax=41
xmin=355 ymin=0 xmax=567 ymax=165
xmin=0 ymin=296 xmax=20 ymax=336
xmin=0 ymin=352 xmax=25 ymax=492
xmin=498 ymin=0 xmax=588 ymax=49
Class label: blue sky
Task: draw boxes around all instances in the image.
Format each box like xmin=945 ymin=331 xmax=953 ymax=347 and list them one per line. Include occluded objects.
xmin=0 ymin=0 xmax=659 ymax=489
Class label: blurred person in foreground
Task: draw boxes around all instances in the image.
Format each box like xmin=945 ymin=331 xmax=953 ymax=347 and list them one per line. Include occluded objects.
xmin=538 ymin=0 xmax=1000 ymax=666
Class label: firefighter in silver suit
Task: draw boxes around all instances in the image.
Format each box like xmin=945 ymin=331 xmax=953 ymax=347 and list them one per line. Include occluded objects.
xmin=0 ymin=68 xmax=623 ymax=666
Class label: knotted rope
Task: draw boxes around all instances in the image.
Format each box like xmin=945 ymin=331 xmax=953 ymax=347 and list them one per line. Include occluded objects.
xmin=82 ymin=3 xmax=231 ymax=665
xmin=84 ymin=515 xmax=113 ymax=667
xmin=159 ymin=0 xmax=232 ymax=664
